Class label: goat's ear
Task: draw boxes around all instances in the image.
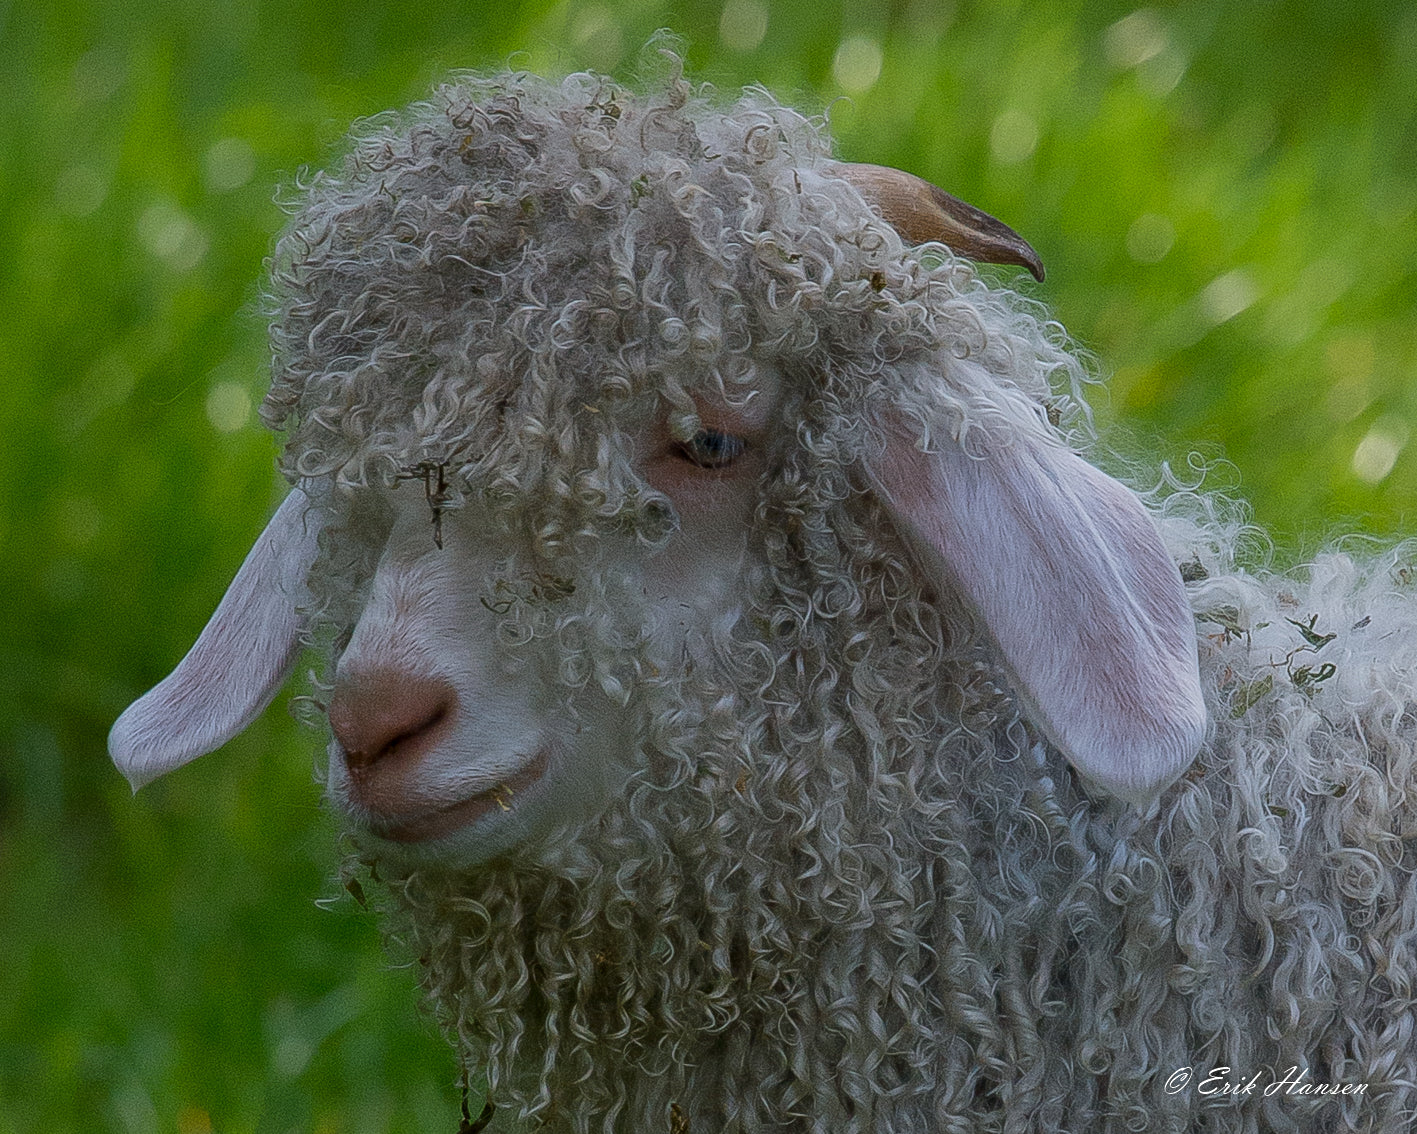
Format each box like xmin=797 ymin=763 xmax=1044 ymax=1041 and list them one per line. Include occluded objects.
xmin=867 ymin=418 xmax=1206 ymax=806
xmin=109 ymin=489 xmax=322 ymax=791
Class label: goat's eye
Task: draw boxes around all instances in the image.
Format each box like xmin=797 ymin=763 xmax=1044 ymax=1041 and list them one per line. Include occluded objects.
xmin=675 ymin=429 xmax=746 ymax=469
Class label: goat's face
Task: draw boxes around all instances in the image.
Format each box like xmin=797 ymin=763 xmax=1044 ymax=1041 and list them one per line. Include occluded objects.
xmin=322 ymin=382 xmax=780 ymax=864
xmin=110 ymin=356 xmax=1211 ymax=859
xmin=108 ymin=119 xmax=1209 ymax=858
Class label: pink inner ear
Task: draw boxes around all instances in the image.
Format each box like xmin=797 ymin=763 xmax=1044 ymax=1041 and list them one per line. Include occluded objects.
xmin=869 ymin=420 xmax=1206 ymax=805
xmin=108 ymin=490 xmax=322 ymax=790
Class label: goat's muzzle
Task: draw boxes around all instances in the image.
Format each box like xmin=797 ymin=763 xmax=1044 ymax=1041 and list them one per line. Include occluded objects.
xmin=330 ymin=668 xmax=457 ymax=779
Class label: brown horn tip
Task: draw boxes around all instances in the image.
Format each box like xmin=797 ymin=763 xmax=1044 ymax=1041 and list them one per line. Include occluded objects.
xmin=828 ymin=162 xmax=1045 ymax=282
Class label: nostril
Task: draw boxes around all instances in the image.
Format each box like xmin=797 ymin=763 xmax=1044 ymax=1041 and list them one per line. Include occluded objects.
xmin=342 ymin=703 xmax=447 ymax=771
xmin=329 ymin=670 xmax=457 ymax=772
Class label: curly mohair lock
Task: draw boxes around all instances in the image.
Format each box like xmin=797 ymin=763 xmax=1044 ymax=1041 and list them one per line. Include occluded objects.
xmin=260 ymin=60 xmax=1417 ymax=1134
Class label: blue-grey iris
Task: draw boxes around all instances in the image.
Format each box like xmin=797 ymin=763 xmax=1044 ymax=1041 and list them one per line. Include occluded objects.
xmin=677 ymin=429 xmax=745 ymax=469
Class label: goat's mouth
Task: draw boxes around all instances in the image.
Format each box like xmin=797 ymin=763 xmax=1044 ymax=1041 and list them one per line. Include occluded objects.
xmin=366 ymin=750 xmax=550 ymax=844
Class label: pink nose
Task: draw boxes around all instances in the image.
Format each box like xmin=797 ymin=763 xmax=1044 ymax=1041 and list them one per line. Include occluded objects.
xmin=328 ymin=669 xmax=457 ymax=772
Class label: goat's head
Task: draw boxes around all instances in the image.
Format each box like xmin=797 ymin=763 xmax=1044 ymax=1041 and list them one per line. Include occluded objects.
xmin=110 ymin=74 xmax=1205 ymax=867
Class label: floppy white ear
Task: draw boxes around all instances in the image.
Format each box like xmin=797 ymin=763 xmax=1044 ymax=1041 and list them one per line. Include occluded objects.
xmin=868 ymin=417 xmax=1206 ymax=806
xmin=109 ymin=489 xmax=322 ymax=790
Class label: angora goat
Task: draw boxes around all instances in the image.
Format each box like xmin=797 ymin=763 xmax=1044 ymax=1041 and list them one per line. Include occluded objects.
xmin=110 ymin=65 xmax=1417 ymax=1134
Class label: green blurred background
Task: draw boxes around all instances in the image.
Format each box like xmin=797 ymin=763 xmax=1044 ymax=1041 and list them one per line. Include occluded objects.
xmin=2 ymin=0 xmax=1413 ymax=1129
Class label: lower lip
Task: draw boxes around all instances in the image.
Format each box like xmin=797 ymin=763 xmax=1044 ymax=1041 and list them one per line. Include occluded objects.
xmin=370 ymin=749 xmax=550 ymax=844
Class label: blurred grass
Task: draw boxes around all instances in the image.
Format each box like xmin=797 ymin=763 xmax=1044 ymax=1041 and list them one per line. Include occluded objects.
xmin=1 ymin=0 xmax=1413 ymax=1130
